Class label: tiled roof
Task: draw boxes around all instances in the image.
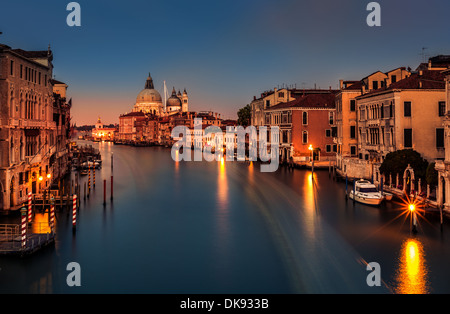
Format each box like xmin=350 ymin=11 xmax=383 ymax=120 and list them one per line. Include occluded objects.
xmin=12 ymin=49 xmax=49 ymax=59
xmin=358 ymin=70 xmax=445 ymax=98
xmin=267 ymin=93 xmax=336 ymax=110
xmin=343 ymin=81 xmax=363 ymax=91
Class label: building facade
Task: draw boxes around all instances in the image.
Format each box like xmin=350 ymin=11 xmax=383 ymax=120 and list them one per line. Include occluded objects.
xmin=0 ymin=43 xmax=71 ymax=211
xmin=265 ymin=92 xmax=337 ymax=163
xmin=436 ymin=68 xmax=450 ymax=211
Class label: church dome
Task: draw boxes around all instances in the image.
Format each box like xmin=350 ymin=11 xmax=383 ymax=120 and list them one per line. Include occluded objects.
xmin=136 ymin=73 xmax=162 ymax=104
xmin=136 ymin=88 xmax=162 ymax=103
xmin=166 ymin=87 xmax=182 ymax=110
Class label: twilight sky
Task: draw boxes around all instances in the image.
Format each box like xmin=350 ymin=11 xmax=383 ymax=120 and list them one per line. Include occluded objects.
xmin=1 ymin=0 xmax=450 ymax=125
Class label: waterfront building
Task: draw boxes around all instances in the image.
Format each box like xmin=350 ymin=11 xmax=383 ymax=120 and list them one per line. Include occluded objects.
xmin=355 ymin=63 xmax=446 ymax=187
xmin=336 ymin=67 xmax=411 ymax=178
xmin=334 ymin=80 xmax=362 ymax=173
xmin=118 ymin=111 xmax=147 ymax=142
xmin=251 ymin=88 xmax=294 ymax=127
xmin=436 ymin=67 xmax=450 ymax=211
xmin=0 ymin=43 xmax=71 ymax=211
xmin=265 ymin=92 xmax=337 ymax=163
xmin=91 ymin=117 xmax=117 ymax=141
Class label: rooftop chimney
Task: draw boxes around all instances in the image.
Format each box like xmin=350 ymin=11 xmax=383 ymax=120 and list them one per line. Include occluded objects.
xmin=339 ymin=80 xmax=344 ymax=90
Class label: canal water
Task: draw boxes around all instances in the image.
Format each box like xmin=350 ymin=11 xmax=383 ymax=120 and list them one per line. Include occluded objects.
xmin=1 ymin=140 xmax=450 ymax=293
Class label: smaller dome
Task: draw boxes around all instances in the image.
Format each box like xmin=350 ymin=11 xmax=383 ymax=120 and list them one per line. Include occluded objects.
xmin=166 ymin=87 xmax=182 ymax=110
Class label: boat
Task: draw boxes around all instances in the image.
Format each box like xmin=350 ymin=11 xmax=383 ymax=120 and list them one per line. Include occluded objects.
xmin=349 ymin=179 xmax=384 ymax=206
xmin=382 ymin=191 xmax=394 ymax=201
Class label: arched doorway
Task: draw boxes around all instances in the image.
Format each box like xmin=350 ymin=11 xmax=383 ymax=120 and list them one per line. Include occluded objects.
xmin=403 ymin=164 xmax=415 ymax=196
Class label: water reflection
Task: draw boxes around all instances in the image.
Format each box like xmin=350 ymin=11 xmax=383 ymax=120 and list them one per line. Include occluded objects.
xmin=394 ymin=238 xmax=430 ymax=294
xmin=217 ymin=156 xmax=228 ymax=211
xmin=31 ymin=212 xmax=51 ymax=234
xmin=302 ymin=173 xmax=318 ymax=239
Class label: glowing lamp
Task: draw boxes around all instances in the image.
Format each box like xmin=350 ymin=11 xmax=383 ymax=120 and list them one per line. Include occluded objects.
xmin=409 ymin=204 xmax=415 ymax=212
xmin=47 ymin=173 xmax=51 ymax=179
xmin=38 ymin=176 xmax=43 ymax=181
xmin=308 ymin=144 xmax=313 ymax=151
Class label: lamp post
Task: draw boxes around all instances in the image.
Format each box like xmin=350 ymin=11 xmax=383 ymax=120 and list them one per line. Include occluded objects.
xmin=409 ymin=203 xmax=418 ymax=233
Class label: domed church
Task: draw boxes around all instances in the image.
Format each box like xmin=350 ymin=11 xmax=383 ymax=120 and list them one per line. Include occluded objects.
xmin=132 ymin=73 xmax=188 ymax=116
xmin=133 ymin=73 xmax=164 ymax=115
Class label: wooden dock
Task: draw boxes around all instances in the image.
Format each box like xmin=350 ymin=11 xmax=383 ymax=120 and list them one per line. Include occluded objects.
xmin=0 ymin=224 xmax=55 ymax=257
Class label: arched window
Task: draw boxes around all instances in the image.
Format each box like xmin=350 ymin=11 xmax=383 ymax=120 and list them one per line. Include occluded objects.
xmin=302 ymin=112 xmax=308 ymax=125
xmin=302 ymin=131 xmax=308 ymax=144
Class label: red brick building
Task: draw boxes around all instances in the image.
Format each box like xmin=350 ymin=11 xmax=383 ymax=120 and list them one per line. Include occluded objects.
xmin=266 ymin=92 xmax=337 ymax=163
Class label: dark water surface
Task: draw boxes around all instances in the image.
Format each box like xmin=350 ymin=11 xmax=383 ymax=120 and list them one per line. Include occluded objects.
xmin=1 ymin=141 xmax=450 ymax=293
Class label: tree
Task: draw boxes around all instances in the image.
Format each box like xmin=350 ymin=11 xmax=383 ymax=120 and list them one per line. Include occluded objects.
xmin=237 ymin=104 xmax=251 ymax=127
xmin=426 ymin=162 xmax=438 ymax=187
xmin=379 ymin=149 xmax=428 ymax=181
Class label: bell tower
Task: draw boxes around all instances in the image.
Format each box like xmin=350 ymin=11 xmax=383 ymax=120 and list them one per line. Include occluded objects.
xmin=182 ymin=88 xmax=189 ymax=112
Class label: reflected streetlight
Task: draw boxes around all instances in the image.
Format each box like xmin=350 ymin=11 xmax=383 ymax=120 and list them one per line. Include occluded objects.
xmin=308 ymin=144 xmax=314 ymax=175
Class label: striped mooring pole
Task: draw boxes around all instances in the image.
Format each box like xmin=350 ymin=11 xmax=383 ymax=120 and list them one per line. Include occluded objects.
xmin=72 ymin=194 xmax=77 ymax=229
xmin=27 ymin=192 xmax=32 ymax=224
xmin=50 ymin=204 xmax=55 ymax=231
xmin=93 ymin=165 xmax=96 ymax=188
xmin=20 ymin=207 xmax=27 ymax=249
xmin=88 ymin=165 xmax=91 ymax=191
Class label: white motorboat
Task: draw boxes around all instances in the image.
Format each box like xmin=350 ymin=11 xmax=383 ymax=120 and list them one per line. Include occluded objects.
xmin=349 ymin=179 xmax=384 ymax=206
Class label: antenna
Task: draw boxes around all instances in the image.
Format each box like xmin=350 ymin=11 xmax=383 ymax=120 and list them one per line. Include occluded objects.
xmin=419 ymin=47 xmax=429 ymax=63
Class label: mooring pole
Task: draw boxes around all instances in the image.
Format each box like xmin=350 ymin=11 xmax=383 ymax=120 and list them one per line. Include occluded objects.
xmin=103 ymin=179 xmax=106 ymax=205
xmin=72 ymin=194 xmax=77 ymax=229
xmin=20 ymin=207 xmax=27 ymax=249
xmin=111 ymin=175 xmax=114 ymax=201
xmin=27 ymin=192 xmax=32 ymax=224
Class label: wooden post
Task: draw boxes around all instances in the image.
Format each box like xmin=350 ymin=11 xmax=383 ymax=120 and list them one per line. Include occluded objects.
xmin=84 ymin=182 xmax=87 ymax=200
xmin=93 ymin=166 xmax=96 ymax=188
xmin=103 ymin=179 xmax=106 ymax=205
xmin=111 ymin=176 xmax=113 ymax=201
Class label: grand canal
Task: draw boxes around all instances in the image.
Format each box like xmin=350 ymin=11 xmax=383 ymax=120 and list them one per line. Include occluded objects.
xmin=1 ymin=141 xmax=450 ymax=293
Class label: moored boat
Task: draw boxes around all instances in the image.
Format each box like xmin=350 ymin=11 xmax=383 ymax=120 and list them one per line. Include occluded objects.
xmin=349 ymin=179 xmax=384 ymax=206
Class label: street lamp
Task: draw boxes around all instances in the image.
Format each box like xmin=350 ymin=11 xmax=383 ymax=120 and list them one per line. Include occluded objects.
xmin=409 ymin=203 xmax=418 ymax=233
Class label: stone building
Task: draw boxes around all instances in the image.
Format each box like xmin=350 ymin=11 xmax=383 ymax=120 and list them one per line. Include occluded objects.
xmin=0 ymin=43 xmax=71 ymax=211
xmin=436 ymin=68 xmax=450 ymax=211
xmin=91 ymin=117 xmax=117 ymax=142
xmin=356 ymin=67 xmax=446 ymax=186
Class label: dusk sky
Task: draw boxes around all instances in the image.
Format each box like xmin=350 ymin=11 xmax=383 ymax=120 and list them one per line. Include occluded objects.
xmin=1 ymin=0 xmax=450 ymax=125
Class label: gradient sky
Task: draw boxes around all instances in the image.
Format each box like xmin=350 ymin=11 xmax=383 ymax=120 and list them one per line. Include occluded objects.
xmin=1 ymin=0 xmax=450 ymax=125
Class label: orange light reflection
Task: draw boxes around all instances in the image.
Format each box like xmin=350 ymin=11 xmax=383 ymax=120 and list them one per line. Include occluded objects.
xmin=394 ymin=238 xmax=429 ymax=294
